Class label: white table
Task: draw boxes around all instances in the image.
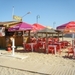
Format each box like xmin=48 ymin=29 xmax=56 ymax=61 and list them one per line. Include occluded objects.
xmin=29 ymin=43 xmax=36 ymax=52
xmin=54 ymin=43 xmax=61 ymax=51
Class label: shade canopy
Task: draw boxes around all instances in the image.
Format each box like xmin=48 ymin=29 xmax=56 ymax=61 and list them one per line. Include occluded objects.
xmin=37 ymin=27 xmax=57 ymax=34
xmin=31 ymin=23 xmax=46 ymax=32
xmin=56 ymin=21 xmax=75 ymax=33
xmin=57 ymin=21 xmax=75 ymax=57
xmin=8 ymin=22 xmax=33 ymax=31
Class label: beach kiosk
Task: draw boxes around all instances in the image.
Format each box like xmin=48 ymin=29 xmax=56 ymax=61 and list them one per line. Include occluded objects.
xmin=0 ymin=21 xmax=32 ymax=52
xmin=0 ymin=21 xmax=22 ymax=49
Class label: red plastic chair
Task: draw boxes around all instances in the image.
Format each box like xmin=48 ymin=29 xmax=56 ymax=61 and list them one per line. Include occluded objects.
xmin=48 ymin=41 xmax=53 ymax=45
xmin=48 ymin=46 xmax=55 ymax=54
xmin=54 ymin=38 xmax=59 ymax=42
xmin=36 ymin=42 xmax=46 ymax=53
xmin=59 ymin=42 xmax=65 ymax=48
xmin=56 ymin=44 xmax=61 ymax=54
xmin=24 ymin=43 xmax=32 ymax=52
xmin=33 ymin=43 xmax=38 ymax=52
xmin=67 ymin=47 xmax=74 ymax=56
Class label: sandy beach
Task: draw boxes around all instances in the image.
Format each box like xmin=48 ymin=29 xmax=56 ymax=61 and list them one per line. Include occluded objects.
xmin=0 ymin=37 xmax=75 ymax=75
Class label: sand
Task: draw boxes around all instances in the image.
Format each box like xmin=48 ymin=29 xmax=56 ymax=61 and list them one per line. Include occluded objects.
xmin=0 ymin=37 xmax=75 ymax=75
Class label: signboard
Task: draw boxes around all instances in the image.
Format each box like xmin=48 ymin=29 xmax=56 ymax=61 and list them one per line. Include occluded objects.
xmin=0 ymin=27 xmax=5 ymax=36
xmin=13 ymin=15 xmax=22 ymax=21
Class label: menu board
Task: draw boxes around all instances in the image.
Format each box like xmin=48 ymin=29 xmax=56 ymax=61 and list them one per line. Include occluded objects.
xmin=0 ymin=27 xmax=5 ymax=36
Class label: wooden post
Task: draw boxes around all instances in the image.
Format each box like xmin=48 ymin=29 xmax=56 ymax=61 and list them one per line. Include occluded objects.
xmin=46 ymin=32 xmax=48 ymax=53
xmin=28 ymin=30 xmax=30 ymax=43
xmin=62 ymin=33 xmax=64 ymax=41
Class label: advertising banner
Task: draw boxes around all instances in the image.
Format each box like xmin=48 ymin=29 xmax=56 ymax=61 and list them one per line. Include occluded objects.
xmin=13 ymin=15 xmax=22 ymax=21
xmin=0 ymin=27 xmax=5 ymax=36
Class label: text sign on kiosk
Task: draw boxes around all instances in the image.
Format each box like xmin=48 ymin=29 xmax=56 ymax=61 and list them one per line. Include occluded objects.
xmin=13 ymin=15 xmax=22 ymax=21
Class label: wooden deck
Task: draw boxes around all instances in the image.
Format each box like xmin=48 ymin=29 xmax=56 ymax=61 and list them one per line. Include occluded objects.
xmin=0 ymin=50 xmax=75 ymax=75
xmin=0 ymin=56 xmax=75 ymax=75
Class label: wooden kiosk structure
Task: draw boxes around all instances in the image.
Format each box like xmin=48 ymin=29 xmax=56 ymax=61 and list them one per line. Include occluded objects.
xmin=0 ymin=21 xmax=23 ymax=49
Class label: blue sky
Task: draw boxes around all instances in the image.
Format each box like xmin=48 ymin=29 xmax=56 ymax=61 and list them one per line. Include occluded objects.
xmin=0 ymin=0 xmax=75 ymax=29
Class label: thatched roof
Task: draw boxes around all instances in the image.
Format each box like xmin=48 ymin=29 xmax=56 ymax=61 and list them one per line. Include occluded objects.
xmin=55 ymin=29 xmax=63 ymax=33
xmin=37 ymin=28 xmax=58 ymax=34
xmin=0 ymin=21 xmax=16 ymax=25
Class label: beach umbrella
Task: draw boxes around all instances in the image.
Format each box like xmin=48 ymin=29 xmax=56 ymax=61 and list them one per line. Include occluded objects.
xmin=8 ymin=22 xmax=32 ymax=31
xmin=57 ymin=21 xmax=75 ymax=33
xmin=56 ymin=21 xmax=75 ymax=57
xmin=8 ymin=22 xmax=33 ymax=42
xmin=8 ymin=22 xmax=33 ymax=36
xmin=8 ymin=22 xmax=33 ymax=43
xmin=30 ymin=23 xmax=46 ymax=39
xmin=31 ymin=25 xmax=38 ymax=32
xmin=8 ymin=22 xmax=33 ymax=56
xmin=33 ymin=23 xmax=45 ymax=29
xmin=31 ymin=23 xmax=46 ymax=32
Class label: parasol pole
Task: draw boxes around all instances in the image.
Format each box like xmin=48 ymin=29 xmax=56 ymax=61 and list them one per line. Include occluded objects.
xmin=10 ymin=37 xmax=15 ymax=56
xmin=23 ymin=31 xmax=25 ymax=43
xmin=72 ymin=33 xmax=75 ymax=57
xmin=62 ymin=32 xmax=64 ymax=41
xmin=46 ymin=32 xmax=48 ymax=53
